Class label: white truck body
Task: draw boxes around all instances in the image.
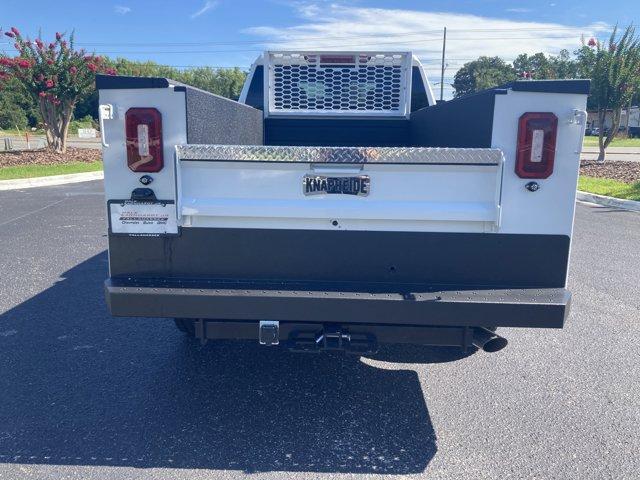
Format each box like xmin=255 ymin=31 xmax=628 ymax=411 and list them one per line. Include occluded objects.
xmin=98 ymin=51 xmax=589 ymax=352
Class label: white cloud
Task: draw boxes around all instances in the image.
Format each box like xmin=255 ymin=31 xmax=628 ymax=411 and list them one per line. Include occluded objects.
xmin=243 ymin=3 xmax=609 ymax=93
xmin=114 ymin=5 xmax=131 ymax=15
xmin=506 ymin=8 xmax=532 ymax=13
xmin=191 ymin=0 xmax=219 ymax=19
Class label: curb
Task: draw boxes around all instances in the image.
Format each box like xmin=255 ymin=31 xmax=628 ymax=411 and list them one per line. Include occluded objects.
xmin=0 ymin=170 xmax=104 ymax=191
xmin=576 ymin=190 xmax=640 ymax=213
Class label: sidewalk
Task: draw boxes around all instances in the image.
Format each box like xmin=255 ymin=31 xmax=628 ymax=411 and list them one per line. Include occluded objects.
xmin=582 ymin=146 xmax=640 ymax=154
xmin=0 ymin=171 xmax=103 ymax=191
xmin=581 ymin=146 xmax=640 ymax=162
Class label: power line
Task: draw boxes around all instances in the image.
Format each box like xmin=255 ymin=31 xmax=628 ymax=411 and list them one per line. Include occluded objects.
xmin=164 ymin=66 xmax=249 ymax=69
xmin=1 ymin=25 xmax=607 ymax=49
xmin=85 ymin=34 xmax=593 ymax=55
xmin=66 ymin=26 xmax=615 ymax=47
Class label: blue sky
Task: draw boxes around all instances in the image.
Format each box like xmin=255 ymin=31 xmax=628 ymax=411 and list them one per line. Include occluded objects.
xmin=1 ymin=0 xmax=638 ymax=94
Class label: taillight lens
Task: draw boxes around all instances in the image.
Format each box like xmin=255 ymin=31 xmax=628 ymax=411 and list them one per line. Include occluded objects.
xmin=515 ymin=112 xmax=558 ymax=179
xmin=125 ymin=108 xmax=163 ymax=172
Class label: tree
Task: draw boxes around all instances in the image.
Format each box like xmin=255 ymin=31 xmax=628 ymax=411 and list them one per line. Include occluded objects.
xmin=0 ymin=77 xmax=30 ymax=130
xmin=452 ymin=56 xmax=517 ymax=97
xmin=0 ymin=28 xmax=115 ymax=153
xmin=74 ymin=59 xmax=247 ymax=120
xmin=513 ymin=51 xmax=579 ymax=79
xmin=577 ymin=26 xmax=640 ymax=162
xmin=178 ymin=67 xmax=246 ymax=100
xmin=513 ymin=52 xmax=554 ymax=79
xmin=549 ymin=49 xmax=580 ymax=79
xmin=105 ymin=58 xmax=246 ymax=99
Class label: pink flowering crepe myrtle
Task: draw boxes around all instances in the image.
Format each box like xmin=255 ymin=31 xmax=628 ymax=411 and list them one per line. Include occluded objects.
xmin=0 ymin=28 xmax=117 ymax=153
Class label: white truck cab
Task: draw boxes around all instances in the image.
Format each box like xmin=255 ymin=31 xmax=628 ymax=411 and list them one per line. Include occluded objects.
xmin=98 ymin=51 xmax=589 ymax=353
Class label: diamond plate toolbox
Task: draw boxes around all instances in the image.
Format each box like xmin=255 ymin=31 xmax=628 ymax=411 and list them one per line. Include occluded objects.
xmin=176 ymin=145 xmax=504 ymax=165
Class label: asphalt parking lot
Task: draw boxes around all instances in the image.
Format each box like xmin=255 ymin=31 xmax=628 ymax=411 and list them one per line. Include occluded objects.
xmin=0 ymin=181 xmax=638 ymax=480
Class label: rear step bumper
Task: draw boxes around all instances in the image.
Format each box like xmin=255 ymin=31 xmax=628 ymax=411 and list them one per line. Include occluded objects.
xmin=105 ymin=278 xmax=570 ymax=329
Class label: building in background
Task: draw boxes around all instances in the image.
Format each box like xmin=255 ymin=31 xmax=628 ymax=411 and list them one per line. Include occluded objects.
xmin=586 ymin=106 xmax=639 ymax=137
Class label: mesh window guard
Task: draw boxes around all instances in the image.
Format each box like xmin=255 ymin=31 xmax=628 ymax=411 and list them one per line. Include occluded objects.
xmin=266 ymin=52 xmax=412 ymax=117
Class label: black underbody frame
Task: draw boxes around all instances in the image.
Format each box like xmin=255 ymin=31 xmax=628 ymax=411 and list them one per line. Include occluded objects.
xmin=104 ymin=228 xmax=572 ymax=350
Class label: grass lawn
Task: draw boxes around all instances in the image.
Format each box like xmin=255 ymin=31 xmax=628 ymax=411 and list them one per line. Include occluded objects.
xmin=578 ymin=176 xmax=640 ymax=201
xmin=582 ymin=136 xmax=640 ymax=147
xmin=0 ymin=161 xmax=102 ymax=181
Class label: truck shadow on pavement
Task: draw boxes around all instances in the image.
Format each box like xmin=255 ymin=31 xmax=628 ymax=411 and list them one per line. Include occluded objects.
xmin=0 ymin=252 xmax=472 ymax=475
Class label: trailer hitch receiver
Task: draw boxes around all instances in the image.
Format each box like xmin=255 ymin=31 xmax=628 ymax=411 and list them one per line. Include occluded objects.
xmin=287 ymin=325 xmax=378 ymax=354
xmin=259 ymin=321 xmax=280 ymax=346
xmin=317 ymin=324 xmax=352 ymax=350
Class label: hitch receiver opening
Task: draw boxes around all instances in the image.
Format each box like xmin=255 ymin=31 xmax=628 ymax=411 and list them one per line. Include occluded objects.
xmin=259 ymin=320 xmax=280 ymax=346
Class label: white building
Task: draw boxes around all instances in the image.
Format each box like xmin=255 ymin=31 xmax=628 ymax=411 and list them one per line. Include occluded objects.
xmin=587 ymin=106 xmax=639 ymax=134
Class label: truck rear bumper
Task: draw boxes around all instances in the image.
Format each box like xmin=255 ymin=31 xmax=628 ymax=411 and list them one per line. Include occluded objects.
xmin=105 ymin=277 xmax=570 ymax=329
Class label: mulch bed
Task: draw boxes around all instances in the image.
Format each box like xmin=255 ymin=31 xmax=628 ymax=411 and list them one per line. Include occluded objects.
xmin=0 ymin=147 xmax=101 ymax=168
xmin=580 ymin=160 xmax=640 ymax=184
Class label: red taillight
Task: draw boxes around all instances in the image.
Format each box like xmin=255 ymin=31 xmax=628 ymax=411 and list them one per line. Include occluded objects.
xmin=125 ymin=108 xmax=163 ymax=172
xmin=515 ymin=112 xmax=558 ymax=179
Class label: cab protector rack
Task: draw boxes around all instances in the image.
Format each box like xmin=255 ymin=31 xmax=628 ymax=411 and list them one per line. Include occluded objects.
xmin=175 ymin=145 xmax=503 ymax=165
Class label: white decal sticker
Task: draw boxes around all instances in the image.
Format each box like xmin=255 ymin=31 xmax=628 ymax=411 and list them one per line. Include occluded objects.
xmin=110 ymin=201 xmax=177 ymax=235
xmin=137 ymin=124 xmax=150 ymax=156
xmin=531 ymin=129 xmax=544 ymax=163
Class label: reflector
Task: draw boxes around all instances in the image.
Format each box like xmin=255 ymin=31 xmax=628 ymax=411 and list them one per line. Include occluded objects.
xmin=125 ymin=108 xmax=163 ymax=172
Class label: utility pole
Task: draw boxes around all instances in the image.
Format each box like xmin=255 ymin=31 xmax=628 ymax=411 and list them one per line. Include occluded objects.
xmin=440 ymin=27 xmax=447 ymax=102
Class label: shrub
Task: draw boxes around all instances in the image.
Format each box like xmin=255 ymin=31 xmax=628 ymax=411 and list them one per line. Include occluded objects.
xmin=0 ymin=28 xmax=115 ymax=153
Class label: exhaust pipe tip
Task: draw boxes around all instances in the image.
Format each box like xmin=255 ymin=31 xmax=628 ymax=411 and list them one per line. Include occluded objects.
xmin=482 ymin=336 xmax=508 ymax=353
xmin=471 ymin=328 xmax=508 ymax=353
